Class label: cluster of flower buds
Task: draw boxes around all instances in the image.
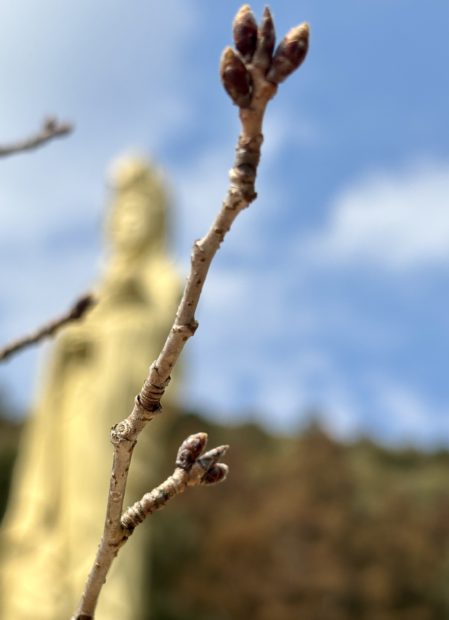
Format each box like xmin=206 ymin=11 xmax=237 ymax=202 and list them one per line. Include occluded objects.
xmin=176 ymin=432 xmax=229 ymax=486
xmin=220 ymin=5 xmax=310 ymax=108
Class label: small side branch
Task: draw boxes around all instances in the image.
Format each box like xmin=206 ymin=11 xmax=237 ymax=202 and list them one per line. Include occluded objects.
xmin=0 ymin=117 xmax=73 ymax=158
xmin=73 ymin=433 xmax=228 ymax=619
xmin=0 ymin=293 xmax=95 ymax=362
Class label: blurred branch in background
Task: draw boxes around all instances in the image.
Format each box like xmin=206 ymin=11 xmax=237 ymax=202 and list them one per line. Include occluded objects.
xmin=0 ymin=117 xmax=73 ymax=158
xmin=0 ymin=114 xmax=81 ymax=364
xmin=0 ymin=293 xmax=95 ymax=363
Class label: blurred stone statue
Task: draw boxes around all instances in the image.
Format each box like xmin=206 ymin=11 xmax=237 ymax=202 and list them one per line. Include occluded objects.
xmin=0 ymin=155 xmax=181 ymax=619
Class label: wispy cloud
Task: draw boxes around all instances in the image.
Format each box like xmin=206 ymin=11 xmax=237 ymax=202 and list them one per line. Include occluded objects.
xmin=303 ymin=159 xmax=449 ymax=270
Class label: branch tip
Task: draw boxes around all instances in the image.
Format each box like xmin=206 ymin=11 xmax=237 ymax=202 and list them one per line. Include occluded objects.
xmin=267 ymin=21 xmax=310 ymax=84
xmin=176 ymin=432 xmax=208 ymax=471
xmin=252 ymin=6 xmax=276 ymax=72
xmin=233 ymin=4 xmax=258 ymax=63
xmin=0 ymin=116 xmax=74 ymax=158
xmin=0 ymin=291 xmax=95 ymax=363
xmin=69 ymin=293 xmax=95 ymax=320
xmin=43 ymin=116 xmax=73 ymax=135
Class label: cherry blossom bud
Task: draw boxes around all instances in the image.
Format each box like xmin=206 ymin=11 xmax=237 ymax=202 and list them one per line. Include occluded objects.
xmin=198 ymin=445 xmax=229 ymax=471
xmin=201 ymin=463 xmax=229 ymax=485
xmin=220 ymin=47 xmax=253 ymax=108
xmin=267 ymin=22 xmax=310 ymax=84
xmin=252 ymin=7 xmax=276 ymax=72
xmin=233 ymin=4 xmax=258 ymax=62
xmin=176 ymin=433 xmax=208 ymax=471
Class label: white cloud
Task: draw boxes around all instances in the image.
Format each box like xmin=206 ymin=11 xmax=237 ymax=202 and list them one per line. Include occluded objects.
xmin=304 ymin=160 xmax=449 ymax=270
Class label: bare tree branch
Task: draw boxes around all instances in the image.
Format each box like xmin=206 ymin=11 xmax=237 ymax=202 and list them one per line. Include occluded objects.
xmin=73 ymin=6 xmax=310 ymax=618
xmin=0 ymin=293 xmax=95 ymax=362
xmin=0 ymin=117 xmax=73 ymax=158
xmin=73 ymin=433 xmax=228 ymax=619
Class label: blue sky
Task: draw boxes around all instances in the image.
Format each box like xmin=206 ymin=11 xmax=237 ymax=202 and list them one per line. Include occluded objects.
xmin=0 ymin=1 xmax=448 ymax=446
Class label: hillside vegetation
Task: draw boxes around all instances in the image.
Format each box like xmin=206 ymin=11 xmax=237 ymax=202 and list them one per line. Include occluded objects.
xmin=2 ymin=409 xmax=449 ymax=619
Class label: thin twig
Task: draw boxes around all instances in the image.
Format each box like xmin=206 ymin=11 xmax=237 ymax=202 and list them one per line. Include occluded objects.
xmin=0 ymin=117 xmax=73 ymax=158
xmin=0 ymin=293 xmax=95 ymax=362
xmin=74 ymin=6 xmax=309 ymax=618
xmin=73 ymin=433 xmax=228 ymax=619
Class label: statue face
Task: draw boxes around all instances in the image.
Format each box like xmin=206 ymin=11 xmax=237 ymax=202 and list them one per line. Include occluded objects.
xmin=105 ymin=157 xmax=168 ymax=258
xmin=108 ymin=193 xmax=155 ymax=255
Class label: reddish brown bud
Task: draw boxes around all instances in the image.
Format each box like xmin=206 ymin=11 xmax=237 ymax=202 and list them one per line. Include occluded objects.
xmin=252 ymin=7 xmax=276 ymax=72
xmin=176 ymin=432 xmax=208 ymax=471
xmin=233 ymin=4 xmax=258 ymax=62
xmin=198 ymin=445 xmax=229 ymax=471
xmin=267 ymin=22 xmax=310 ymax=84
xmin=201 ymin=463 xmax=229 ymax=485
xmin=220 ymin=47 xmax=253 ymax=108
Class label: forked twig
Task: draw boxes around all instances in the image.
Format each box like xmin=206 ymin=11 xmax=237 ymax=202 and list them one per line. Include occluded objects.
xmin=73 ymin=6 xmax=310 ymax=618
xmin=0 ymin=294 xmax=95 ymax=362
xmin=0 ymin=117 xmax=73 ymax=158
xmin=105 ymin=435 xmax=226 ymax=554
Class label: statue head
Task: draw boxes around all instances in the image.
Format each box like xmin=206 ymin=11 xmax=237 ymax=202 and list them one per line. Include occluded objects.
xmin=106 ymin=154 xmax=170 ymax=258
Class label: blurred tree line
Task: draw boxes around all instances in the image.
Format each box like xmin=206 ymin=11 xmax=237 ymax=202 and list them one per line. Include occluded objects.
xmin=2 ymin=397 xmax=449 ymax=620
